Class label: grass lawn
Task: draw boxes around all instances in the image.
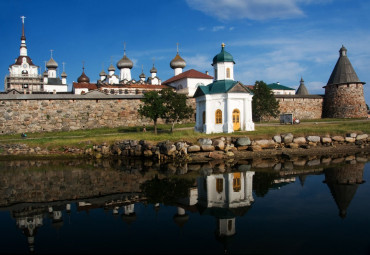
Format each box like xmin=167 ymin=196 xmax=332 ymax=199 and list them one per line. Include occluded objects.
xmin=0 ymin=119 xmax=368 ymax=150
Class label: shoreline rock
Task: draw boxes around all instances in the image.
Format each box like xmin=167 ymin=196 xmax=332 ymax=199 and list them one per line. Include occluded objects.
xmin=0 ymin=133 xmax=369 ymax=162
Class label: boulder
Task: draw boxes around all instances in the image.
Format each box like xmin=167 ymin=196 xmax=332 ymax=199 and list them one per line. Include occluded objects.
xmin=208 ymin=151 xmax=224 ymax=159
xmin=253 ymin=139 xmax=276 ymax=149
xmin=356 ymin=134 xmax=368 ymax=140
xmin=198 ymin=138 xmax=212 ymax=146
xmin=226 ymin=151 xmax=234 ymax=157
xmin=187 ymin=145 xmax=200 ymax=153
xmin=347 ymin=133 xmax=357 ymax=138
xmin=160 ymin=141 xmax=176 ymax=155
xmin=307 ymin=136 xmax=320 ymax=143
xmin=332 ymin=136 xmax=344 ymax=142
xmin=273 ymin=135 xmax=282 ymax=144
xmin=345 ymin=137 xmax=355 ymax=143
xmin=236 ymin=137 xmax=251 ymax=146
xmin=289 ymin=143 xmax=299 ymax=149
xmin=237 ymin=146 xmax=248 ymax=151
xmin=250 ymin=145 xmax=262 ymax=151
xmin=321 ymin=137 xmax=332 ymax=143
xmin=201 ymin=145 xmax=215 ymax=152
xmin=213 ymin=139 xmax=225 ymax=150
xmin=293 ymin=137 xmax=306 ymax=144
xmin=282 ymin=133 xmax=294 ymax=144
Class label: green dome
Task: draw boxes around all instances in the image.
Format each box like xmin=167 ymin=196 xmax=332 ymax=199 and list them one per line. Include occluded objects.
xmin=212 ymin=43 xmax=235 ymax=65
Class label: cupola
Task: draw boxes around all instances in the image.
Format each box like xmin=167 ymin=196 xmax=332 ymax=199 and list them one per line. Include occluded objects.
xmin=46 ymin=57 xmax=58 ymax=69
xmin=212 ymin=43 xmax=235 ymax=66
xmin=77 ymin=67 xmax=90 ymax=83
xmin=170 ymin=43 xmax=186 ymax=76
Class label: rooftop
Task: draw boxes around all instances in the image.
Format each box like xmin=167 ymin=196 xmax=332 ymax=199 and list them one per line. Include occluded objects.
xmin=162 ymin=69 xmax=213 ymax=84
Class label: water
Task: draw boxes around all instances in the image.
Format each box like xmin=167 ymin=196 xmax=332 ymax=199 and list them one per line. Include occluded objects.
xmin=0 ymin=156 xmax=369 ymax=254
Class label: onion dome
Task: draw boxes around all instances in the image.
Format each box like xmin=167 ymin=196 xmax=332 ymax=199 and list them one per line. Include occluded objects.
xmin=46 ymin=57 xmax=58 ymax=69
xmin=77 ymin=67 xmax=90 ymax=83
xmin=61 ymin=71 xmax=67 ymax=78
xmin=150 ymin=64 xmax=157 ymax=73
xmin=212 ymin=43 xmax=235 ymax=66
xmin=43 ymin=70 xmax=48 ymax=77
xmin=170 ymin=53 xmax=186 ymax=69
xmin=108 ymin=63 xmax=116 ymax=72
xmin=99 ymin=69 xmax=107 ymax=76
xmin=139 ymin=72 xmax=146 ymax=79
xmin=117 ymin=52 xmax=133 ymax=69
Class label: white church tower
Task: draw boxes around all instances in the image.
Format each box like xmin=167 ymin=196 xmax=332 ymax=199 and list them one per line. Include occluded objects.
xmin=170 ymin=43 xmax=186 ymax=76
xmin=212 ymin=43 xmax=234 ymax=81
xmin=117 ymin=44 xmax=133 ymax=82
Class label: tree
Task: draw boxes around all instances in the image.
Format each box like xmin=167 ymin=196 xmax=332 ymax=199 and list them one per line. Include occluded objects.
xmin=138 ymin=91 xmax=167 ymax=134
xmin=252 ymin=80 xmax=280 ymax=122
xmin=161 ymin=88 xmax=194 ymax=133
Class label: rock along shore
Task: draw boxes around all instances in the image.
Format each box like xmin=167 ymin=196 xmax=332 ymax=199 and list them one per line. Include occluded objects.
xmin=0 ymin=133 xmax=369 ymax=161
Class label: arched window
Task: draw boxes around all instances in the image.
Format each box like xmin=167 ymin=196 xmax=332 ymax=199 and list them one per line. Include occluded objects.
xmin=215 ymin=109 xmax=222 ymax=124
xmin=216 ymin=178 xmax=223 ymax=193
xmin=226 ymin=68 xmax=230 ymax=78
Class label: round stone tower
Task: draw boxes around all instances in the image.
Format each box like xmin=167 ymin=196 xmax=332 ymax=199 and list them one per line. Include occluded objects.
xmin=323 ymin=46 xmax=367 ymax=118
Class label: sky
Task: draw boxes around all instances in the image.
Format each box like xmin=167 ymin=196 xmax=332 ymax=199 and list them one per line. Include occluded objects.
xmin=1 ymin=0 xmax=369 ymax=104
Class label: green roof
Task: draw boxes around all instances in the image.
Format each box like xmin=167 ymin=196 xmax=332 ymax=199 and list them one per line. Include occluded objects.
xmin=212 ymin=45 xmax=235 ymax=65
xmin=267 ymin=83 xmax=295 ymax=90
xmin=194 ymin=80 xmax=253 ymax=97
xmin=195 ymin=80 xmax=236 ymax=97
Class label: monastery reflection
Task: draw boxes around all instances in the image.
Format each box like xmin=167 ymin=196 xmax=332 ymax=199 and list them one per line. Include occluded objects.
xmin=2 ymin=159 xmax=367 ymax=253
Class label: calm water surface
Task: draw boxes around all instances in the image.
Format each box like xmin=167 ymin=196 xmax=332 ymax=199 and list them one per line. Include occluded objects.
xmin=0 ymin=156 xmax=369 ymax=254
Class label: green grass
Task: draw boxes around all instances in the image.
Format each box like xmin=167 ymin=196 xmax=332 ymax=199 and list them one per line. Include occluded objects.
xmin=0 ymin=120 xmax=368 ymax=150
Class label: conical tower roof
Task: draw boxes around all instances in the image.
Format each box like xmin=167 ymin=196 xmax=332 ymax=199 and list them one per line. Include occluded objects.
xmin=296 ymin=77 xmax=309 ymax=95
xmin=327 ymin=46 xmax=363 ymax=85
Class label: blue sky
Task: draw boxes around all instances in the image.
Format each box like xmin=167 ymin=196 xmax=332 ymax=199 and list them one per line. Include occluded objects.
xmin=1 ymin=0 xmax=369 ymax=104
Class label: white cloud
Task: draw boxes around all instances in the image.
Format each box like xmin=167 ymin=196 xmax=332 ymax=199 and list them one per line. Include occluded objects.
xmin=198 ymin=26 xmax=206 ymax=31
xmin=229 ymin=26 xmax=235 ymax=31
xmin=186 ymin=0 xmax=305 ymax=20
xmin=185 ymin=54 xmax=212 ymax=71
xmin=306 ymin=81 xmax=326 ymax=94
xmin=212 ymin=26 xmax=225 ymax=32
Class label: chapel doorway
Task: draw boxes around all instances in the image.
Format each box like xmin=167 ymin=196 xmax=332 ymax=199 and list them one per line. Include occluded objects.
xmin=232 ymin=109 xmax=240 ymax=131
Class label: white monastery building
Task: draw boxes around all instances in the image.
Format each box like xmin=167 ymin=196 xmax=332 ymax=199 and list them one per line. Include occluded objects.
xmin=194 ymin=44 xmax=255 ymax=134
xmin=5 ymin=17 xmax=68 ymax=93
xmin=162 ymin=45 xmax=213 ymax=97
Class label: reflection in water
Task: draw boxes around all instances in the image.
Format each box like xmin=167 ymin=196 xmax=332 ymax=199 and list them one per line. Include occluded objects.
xmin=323 ymin=163 xmax=365 ymax=218
xmin=0 ymin=155 xmax=368 ymax=254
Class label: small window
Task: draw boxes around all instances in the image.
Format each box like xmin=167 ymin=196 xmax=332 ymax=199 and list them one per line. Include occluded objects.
xmin=226 ymin=68 xmax=230 ymax=78
xmin=202 ymin=111 xmax=206 ymax=125
xmin=215 ymin=109 xmax=222 ymax=124
xmin=119 ymin=89 xmax=123 ymax=94
xmin=125 ymin=89 xmax=128 ymax=94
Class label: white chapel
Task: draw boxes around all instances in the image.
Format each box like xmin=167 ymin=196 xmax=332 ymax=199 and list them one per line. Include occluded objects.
xmin=194 ymin=43 xmax=254 ymax=134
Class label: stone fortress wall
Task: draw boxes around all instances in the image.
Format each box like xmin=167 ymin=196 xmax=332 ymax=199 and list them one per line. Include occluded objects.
xmin=0 ymin=93 xmax=327 ymax=134
xmin=276 ymin=95 xmax=324 ymax=119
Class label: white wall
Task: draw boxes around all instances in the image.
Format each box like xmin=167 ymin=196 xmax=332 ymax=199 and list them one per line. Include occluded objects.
xmin=44 ymin=84 xmax=68 ymax=93
xmin=195 ymin=92 xmax=254 ymax=134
